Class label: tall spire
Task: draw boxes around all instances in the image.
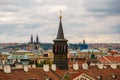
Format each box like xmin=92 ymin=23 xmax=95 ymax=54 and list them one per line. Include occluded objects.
xmin=36 ymin=34 xmax=39 ymax=44
xmin=31 ymin=34 xmax=33 ymax=44
xmin=56 ymin=10 xmax=65 ymax=39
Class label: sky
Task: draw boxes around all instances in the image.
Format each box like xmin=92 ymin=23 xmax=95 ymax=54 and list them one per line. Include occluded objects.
xmin=0 ymin=0 xmax=120 ymax=43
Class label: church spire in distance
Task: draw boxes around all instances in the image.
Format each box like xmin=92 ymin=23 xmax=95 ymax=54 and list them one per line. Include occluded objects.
xmin=31 ymin=34 xmax=33 ymax=44
xmin=56 ymin=10 xmax=65 ymax=39
xmin=36 ymin=34 xmax=39 ymax=44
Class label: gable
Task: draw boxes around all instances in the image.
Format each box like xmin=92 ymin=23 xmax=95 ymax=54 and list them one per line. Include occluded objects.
xmin=73 ymin=73 xmax=95 ymax=80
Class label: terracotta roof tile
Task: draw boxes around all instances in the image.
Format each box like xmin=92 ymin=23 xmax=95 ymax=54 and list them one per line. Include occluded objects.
xmin=71 ymin=65 xmax=120 ymax=80
xmin=0 ymin=68 xmax=60 ymax=80
xmin=99 ymin=55 xmax=120 ymax=63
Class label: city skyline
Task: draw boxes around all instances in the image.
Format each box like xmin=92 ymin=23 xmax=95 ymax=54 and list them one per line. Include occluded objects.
xmin=0 ymin=0 xmax=120 ymax=43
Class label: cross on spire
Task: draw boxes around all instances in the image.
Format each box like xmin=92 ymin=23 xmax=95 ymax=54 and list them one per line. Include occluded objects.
xmin=59 ymin=10 xmax=62 ymax=19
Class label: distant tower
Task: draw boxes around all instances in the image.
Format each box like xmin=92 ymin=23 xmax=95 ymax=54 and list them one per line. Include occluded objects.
xmin=36 ymin=34 xmax=39 ymax=44
xmin=80 ymin=40 xmax=88 ymax=50
xmin=34 ymin=35 xmax=40 ymax=50
xmin=53 ymin=11 xmax=68 ymax=70
xmin=29 ymin=34 xmax=34 ymax=50
xmin=31 ymin=34 xmax=33 ymax=44
xmin=29 ymin=34 xmax=40 ymax=50
xmin=83 ymin=39 xmax=85 ymax=44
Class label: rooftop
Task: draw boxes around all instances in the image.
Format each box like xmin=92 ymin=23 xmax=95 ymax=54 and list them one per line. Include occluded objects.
xmin=70 ymin=64 xmax=120 ymax=80
xmin=80 ymin=49 xmax=101 ymax=53
xmin=99 ymin=55 xmax=120 ymax=63
xmin=0 ymin=68 xmax=60 ymax=80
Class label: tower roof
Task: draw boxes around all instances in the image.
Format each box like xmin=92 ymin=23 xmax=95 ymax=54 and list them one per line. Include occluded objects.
xmin=36 ymin=34 xmax=39 ymax=43
xmin=56 ymin=16 xmax=65 ymax=39
xmin=54 ymin=11 xmax=68 ymax=41
xmin=31 ymin=34 xmax=33 ymax=44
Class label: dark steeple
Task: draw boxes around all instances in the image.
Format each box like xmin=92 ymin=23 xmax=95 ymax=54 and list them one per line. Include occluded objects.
xmin=56 ymin=11 xmax=65 ymax=39
xmin=54 ymin=10 xmax=67 ymax=42
xmin=31 ymin=34 xmax=33 ymax=44
xmin=36 ymin=34 xmax=39 ymax=44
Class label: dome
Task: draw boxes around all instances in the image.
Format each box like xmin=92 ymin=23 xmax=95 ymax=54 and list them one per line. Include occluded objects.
xmin=81 ymin=49 xmax=101 ymax=53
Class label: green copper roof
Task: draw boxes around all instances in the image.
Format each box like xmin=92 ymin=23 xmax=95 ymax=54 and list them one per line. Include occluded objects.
xmin=8 ymin=55 xmax=29 ymax=59
xmin=81 ymin=49 xmax=101 ymax=53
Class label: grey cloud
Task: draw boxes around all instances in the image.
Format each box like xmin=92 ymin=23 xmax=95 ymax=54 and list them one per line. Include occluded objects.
xmin=0 ymin=7 xmax=19 ymax=12
xmin=84 ymin=0 xmax=120 ymax=16
xmin=0 ymin=0 xmax=36 ymax=6
xmin=0 ymin=0 xmax=119 ymax=43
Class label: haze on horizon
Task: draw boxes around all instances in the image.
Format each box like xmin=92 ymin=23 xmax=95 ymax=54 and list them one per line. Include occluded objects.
xmin=0 ymin=0 xmax=120 ymax=43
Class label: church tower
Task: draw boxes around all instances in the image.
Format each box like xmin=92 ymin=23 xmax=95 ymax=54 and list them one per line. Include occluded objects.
xmin=80 ymin=39 xmax=88 ymax=51
xmin=53 ymin=11 xmax=68 ymax=70
xmin=29 ymin=34 xmax=40 ymax=50
xmin=36 ymin=34 xmax=39 ymax=44
xmin=34 ymin=34 xmax=40 ymax=50
xmin=31 ymin=34 xmax=33 ymax=44
xmin=29 ymin=34 xmax=34 ymax=50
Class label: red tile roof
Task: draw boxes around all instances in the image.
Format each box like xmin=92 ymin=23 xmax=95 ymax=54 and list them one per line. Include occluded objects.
xmin=71 ymin=65 xmax=120 ymax=80
xmin=98 ymin=57 xmax=109 ymax=63
xmin=71 ymin=71 xmax=83 ymax=80
xmin=0 ymin=68 xmax=60 ymax=80
xmin=99 ymin=55 xmax=120 ymax=63
xmin=0 ymin=58 xmax=120 ymax=80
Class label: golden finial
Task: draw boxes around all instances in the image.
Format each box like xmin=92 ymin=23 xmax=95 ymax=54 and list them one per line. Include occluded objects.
xmin=59 ymin=10 xmax=62 ymax=19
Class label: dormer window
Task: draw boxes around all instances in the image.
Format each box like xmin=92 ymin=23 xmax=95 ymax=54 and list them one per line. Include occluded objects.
xmin=96 ymin=75 xmax=102 ymax=80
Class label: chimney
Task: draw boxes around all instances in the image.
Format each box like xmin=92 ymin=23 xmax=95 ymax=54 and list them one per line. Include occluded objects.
xmin=24 ymin=65 xmax=28 ymax=72
xmin=4 ymin=65 xmax=11 ymax=73
xmin=73 ymin=61 xmax=79 ymax=70
xmin=51 ymin=64 xmax=56 ymax=71
xmin=43 ymin=64 xmax=49 ymax=72
xmin=82 ymin=63 xmax=88 ymax=70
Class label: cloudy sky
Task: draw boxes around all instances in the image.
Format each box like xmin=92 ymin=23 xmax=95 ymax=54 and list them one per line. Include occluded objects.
xmin=0 ymin=0 xmax=120 ymax=43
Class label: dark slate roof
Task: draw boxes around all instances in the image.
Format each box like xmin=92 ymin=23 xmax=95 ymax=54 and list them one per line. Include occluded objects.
xmin=56 ymin=17 xmax=65 ymax=39
xmin=54 ymin=16 xmax=68 ymax=42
